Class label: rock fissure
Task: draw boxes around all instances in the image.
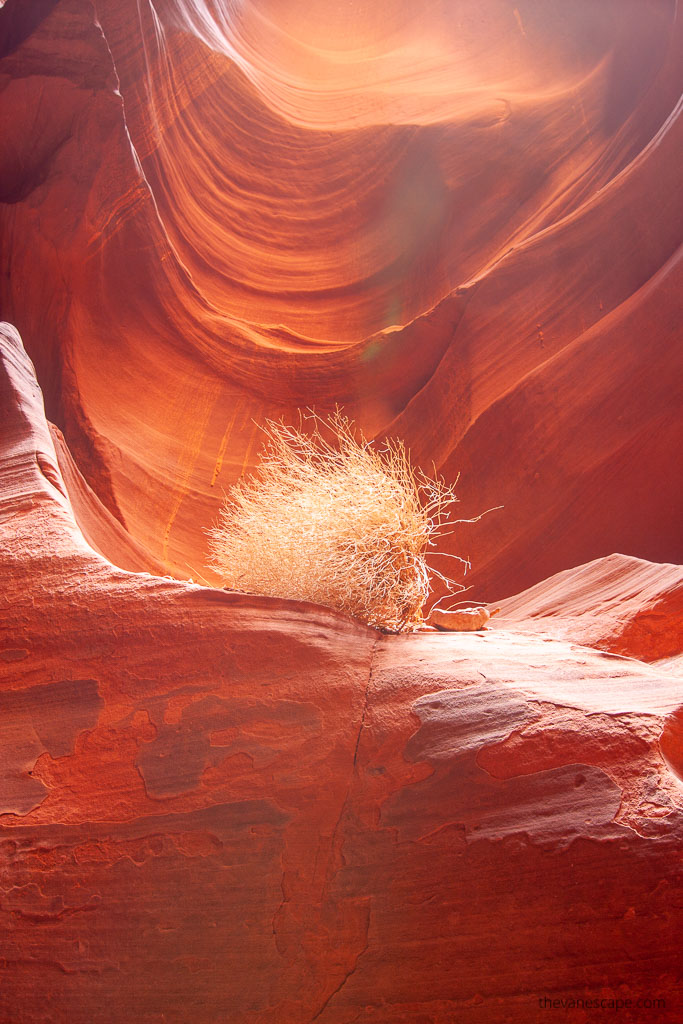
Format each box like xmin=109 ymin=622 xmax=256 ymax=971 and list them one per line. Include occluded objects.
xmin=310 ymin=901 xmax=372 ymax=1022
xmin=329 ymin=636 xmax=378 ymax=849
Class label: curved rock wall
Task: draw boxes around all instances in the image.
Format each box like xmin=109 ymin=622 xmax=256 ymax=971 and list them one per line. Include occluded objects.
xmin=1 ymin=0 xmax=681 ymax=594
xmin=1 ymin=1 xmax=683 ymax=1017
xmin=1 ymin=322 xmax=682 ymax=1023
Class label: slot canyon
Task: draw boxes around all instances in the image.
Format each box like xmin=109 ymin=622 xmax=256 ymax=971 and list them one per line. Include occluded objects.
xmin=0 ymin=1 xmax=682 ymax=1021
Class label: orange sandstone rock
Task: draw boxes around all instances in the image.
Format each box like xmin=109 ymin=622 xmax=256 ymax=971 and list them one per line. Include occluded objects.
xmin=0 ymin=0 xmax=681 ymax=594
xmin=495 ymin=553 xmax=683 ymax=662
xmin=1 ymin=0 xmax=683 ymax=1017
xmin=2 ymin=324 xmax=683 ymax=1023
xmin=429 ymin=606 xmax=491 ymax=632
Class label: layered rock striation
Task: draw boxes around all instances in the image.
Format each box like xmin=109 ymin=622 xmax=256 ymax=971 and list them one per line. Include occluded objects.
xmin=1 ymin=0 xmax=681 ymax=592
xmin=1 ymin=325 xmax=682 ymax=1021
xmin=1 ymin=0 xmax=683 ymax=1019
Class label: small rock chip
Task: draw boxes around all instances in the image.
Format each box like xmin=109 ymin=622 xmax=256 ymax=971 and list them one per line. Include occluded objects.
xmin=429 ymin=606 xmax=491 ymax=632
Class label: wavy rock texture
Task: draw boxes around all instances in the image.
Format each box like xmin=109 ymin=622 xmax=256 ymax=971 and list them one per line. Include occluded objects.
xmin=1 ymin=323 xmax=683 ymax=1023
xmin=0 ymin=0 xmax=681 ymax=591
xmin=496 ymin=553 xmax=683 ymax=662
xmin=1 ymin=0 xmax=683 ymax=1020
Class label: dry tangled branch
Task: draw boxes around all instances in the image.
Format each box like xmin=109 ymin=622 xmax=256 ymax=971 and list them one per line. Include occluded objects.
xmin=206 ymin=410 xmax=472 ymax=632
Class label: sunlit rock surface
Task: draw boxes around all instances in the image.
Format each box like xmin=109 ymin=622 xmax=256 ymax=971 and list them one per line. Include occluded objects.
xmin=1 ymin=0 xmax=683 ymax=1019
xmin=1 ymin=0 xmax=681 ymax=589
xmin=497 ymin=553 xmax=683 ymax=662
xmin=1 ymin=324 xmax=682 ymax=1021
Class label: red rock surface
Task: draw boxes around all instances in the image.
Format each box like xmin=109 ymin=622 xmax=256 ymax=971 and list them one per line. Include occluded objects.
xmin=0 ymin=0 xmax=681 ymax=589
xmin=1 ymin=0 xmax=683 ymax=1019
xmin=496 ymin=553 xmax=683 ymax=662
xmin=2 ymin=324 xmax=683 ymax=1021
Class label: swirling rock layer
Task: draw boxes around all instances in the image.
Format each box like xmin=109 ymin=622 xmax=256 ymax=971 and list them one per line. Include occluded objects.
xmin=1 ymin=0 xmax=683 ymax=1017
xmin=0 ymin=0 xmax=681 ymax=591
xmin=1 ymin=324 xmax=682 ymax=1023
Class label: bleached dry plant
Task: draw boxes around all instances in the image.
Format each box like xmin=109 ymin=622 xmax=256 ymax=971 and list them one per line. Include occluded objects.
xmin=207 ymin=410 xmax=471 ymax=632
